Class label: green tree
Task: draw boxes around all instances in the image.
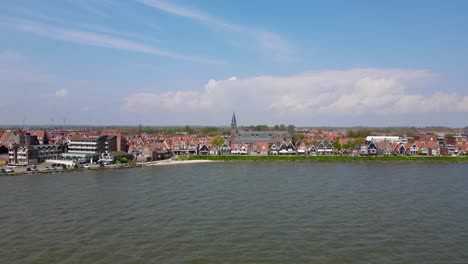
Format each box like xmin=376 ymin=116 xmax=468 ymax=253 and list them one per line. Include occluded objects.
xmin=211 ymin=137 xmax=225 ymax=147
xmin=120 ymin=157 xmax=129 ymax=163
xmin=184 ymin=125 xmax=194 ymax=134
xmin=206 ymin=131 xmax=220 ymax=137
xmin=294 ymin=133 xmax=306 ymax=141
xmin=332 ymin=140 xmax=342 ymax=150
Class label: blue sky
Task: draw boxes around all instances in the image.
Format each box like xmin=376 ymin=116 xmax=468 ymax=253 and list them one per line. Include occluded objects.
xmin=1 ymin=0 xmax=468 ymax=127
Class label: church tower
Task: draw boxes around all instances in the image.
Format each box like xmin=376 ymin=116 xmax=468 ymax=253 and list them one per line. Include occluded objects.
xmin=231 ymin=112 xmax=237 ymax=135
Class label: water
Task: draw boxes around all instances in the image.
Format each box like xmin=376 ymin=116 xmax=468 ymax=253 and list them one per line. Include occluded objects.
xmin=1 ymin=162 xmax=468 ymax=263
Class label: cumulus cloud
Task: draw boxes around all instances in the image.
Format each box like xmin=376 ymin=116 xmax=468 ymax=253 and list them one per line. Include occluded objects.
xmin=123 ymin=68 xmax=468 ymax=119
xmin=55 ymin=89 xmax=68 ymax=97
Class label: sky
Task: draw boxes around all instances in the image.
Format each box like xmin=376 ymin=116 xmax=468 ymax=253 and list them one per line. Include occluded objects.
xmin=1 ymin=0 xmax=468 ymax=127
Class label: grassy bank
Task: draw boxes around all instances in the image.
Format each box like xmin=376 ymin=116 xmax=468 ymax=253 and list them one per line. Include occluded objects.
xmin=176 ymin=155 xmax=468 ymax=162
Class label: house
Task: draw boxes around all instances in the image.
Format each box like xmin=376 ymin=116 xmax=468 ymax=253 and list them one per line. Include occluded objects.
xmin=198 ymin=143 xmax=210 ymax=155
xmin=250 ymin=142 xmax=269 ymax=155
xmin=324 ymin=141 xmax=334 ymax=155
xmin=150 ymin=142 xmax=172 ymax=160
xmin=415 ymin=141 xmax=428 ymax=155
xmin=426 ymin=141 xmax=440 ymax=156
xmin=392 ymin=143 xmax=406 ymax=156
xmin=376 ymin=141 xmax=392 ymax=156
xmin=440 ymin=145 xmax=457 ymax=156
xmin=172 ymin=140 xmax=188 ymax=155
xmin=296 ymin=141 xmax=308 ymax=155
xmin=0 ymin=130 xmax=22 ymax=152
xmin=209 ymin=145 xmax=219 ymax=155
xmin=219 ymin=140 xmax=231 ymax=155
xmin=309 ymin=145 xmax=316 ymax=156
xmin=278 ymin=141 xmax=296 ymax=155
xmin=258 ymin=142 xmax=270 ymax=155
xmin=405 ymin=143 xmax=419 ymax=156
xmin=367 ymin=141 xmax=378 ymax=156
xmin=29 ymin=130 xmax=49 ymax=145
xmin=359 ymin=144 xmax=368 ymax=156
xmin=315 ymin=141 xmax=325 ymax=155
xmin=239 ymin=143 xmax=248 ymax=155
xmin=270 ymin=144 xmax=279 ymax=155
xmin=187 ymin=141 xmax=198 ymax=155
xmin=231 ymin=143 xmax=248 ymax=155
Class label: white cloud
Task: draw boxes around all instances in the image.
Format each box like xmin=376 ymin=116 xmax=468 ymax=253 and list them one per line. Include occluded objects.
xmin=137 ymin=0 xmax=295 ymax=63
xmin=123 ymin=68 xmax=468 ymax=119
xmin=137 ymin=0 xmax=242 ymax=32
xmin=55 ymin=89 xmax=68 ymax=97
xmin=228 ymin=76 xmax=237 ymax=81
xmin=0 ymin=18 xmax=223 ymax=65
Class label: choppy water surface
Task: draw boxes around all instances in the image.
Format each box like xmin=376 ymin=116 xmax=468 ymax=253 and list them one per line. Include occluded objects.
xmin=1 ymin=162 xmax=468 ymax=263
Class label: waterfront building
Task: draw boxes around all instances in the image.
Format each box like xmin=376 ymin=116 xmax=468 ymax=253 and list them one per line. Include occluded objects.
xmin=8 ymin=144 xmax=37 ymax=165
xmin=7 ymin=142 xmax=66 ymax=165
xmin=62 ymin=134 xmax=117 ymax=162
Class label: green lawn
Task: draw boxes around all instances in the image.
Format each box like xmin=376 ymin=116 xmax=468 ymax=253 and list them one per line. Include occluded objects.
xmin=176 ymin=155 xmax=468 ymax=162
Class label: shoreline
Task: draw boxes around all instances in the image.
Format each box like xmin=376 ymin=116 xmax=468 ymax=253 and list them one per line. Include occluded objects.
xmin=2 ymin=155 xmax=468 ymax=177
xmin=0 ymin=159 xmax=220 ymax=177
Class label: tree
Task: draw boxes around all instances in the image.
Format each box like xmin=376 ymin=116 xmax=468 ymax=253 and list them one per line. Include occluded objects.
xmin=211 ymin=137 xmax=225 ymax=147
xmin=184 ymin=125 xmax=194 ymax=134
xmin=120 ymin=157 xmax=129 ymax=163
xmin=200 ymin=127 xmax=219 ymax=136
xmin=287 ymin=124 xmax=295 ymax=133
xmin=332 ymin=140 xmax=342 ymax=150
xmin=294 ymin=133 xmax=306 ymax=141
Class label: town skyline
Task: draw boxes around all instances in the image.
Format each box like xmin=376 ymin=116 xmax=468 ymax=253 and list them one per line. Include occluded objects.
xmin=2 ymin=1 xmax=468 ymax=126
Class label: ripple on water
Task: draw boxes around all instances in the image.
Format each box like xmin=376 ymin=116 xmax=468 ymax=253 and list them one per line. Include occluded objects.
xmin=0 ymin=162 xmax=468 ymax=263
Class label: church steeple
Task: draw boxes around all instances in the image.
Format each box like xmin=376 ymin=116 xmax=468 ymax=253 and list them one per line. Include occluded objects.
xmin=231 ymin=112 xmax=237 ymax=132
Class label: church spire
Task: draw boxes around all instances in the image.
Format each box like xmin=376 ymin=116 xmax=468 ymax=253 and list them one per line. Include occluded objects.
xmin=231 ymin=112 xmax=237 ymax=133
xmin=231 ymin=112 xmax=237 ymax=127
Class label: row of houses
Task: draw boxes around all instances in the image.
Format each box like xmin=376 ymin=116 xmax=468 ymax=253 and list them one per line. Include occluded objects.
xmin=164 ymin=138 xmax=468 ymax=157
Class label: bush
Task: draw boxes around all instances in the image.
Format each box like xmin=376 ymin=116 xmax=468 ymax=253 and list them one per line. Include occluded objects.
xmin=120 ymin=157 xmax=129 ymax=163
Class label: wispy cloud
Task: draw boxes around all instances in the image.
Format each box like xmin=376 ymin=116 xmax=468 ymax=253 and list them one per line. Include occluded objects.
xmin=137 ymin=0 xmax=242 ymax=31
xmin=0 ymin=18 xmax=223 ymax=64
xmin=137 ymin=0 xmax=296 ymax=63
xmin=55 ymin=89 xmax=68 ymax=97
xmin=64 ymin=0 xmax=112 ymax=18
